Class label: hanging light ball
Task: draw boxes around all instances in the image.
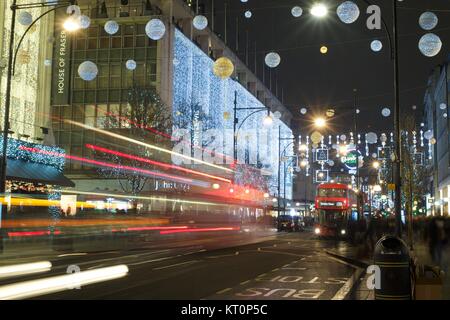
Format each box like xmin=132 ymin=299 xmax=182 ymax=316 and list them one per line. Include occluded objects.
xmin=213 ymin=57 xmax=234 ymax=79
xmin=336 ymin=1 xmax=360 ymax=24
xmin=44 ymin=59 xmax=52 ymax=67
xmin=372 ymin=153 xmax=378 ymax=158
xmin=193 ymin=15 xmax=208 ymax=30
xmin=412 ymin=105 xmax=417 ymax=110
xmin=366 ymin=132 xmax=378 ymax=144
xmin=320 ymin=46 xmax=328 ymax=54
xmin=245 ymin=10 xmax=252 ymax=19
xmin=241 ymin=0 xmax=248 ymax=2
xmin=291 ymin=6 xmax=303 ymax=18
xmin=79 ymin=15 xmax=91 ymax=29
xmin=444 ymin=113 xmax=448 ymax=118
xmin=104 ymin=20 xmax=119 ymax=35
xmin=18 ymin=12 xmax=33 ymax=26
xmin=418 ymin=33 xmax=442 ymax=57
xmin=424 ymin=130 xmax=433 ymax=140
xmin=311 ymin=131 xmax=323 ymax=144
xmin=370 ymin=40 xmax=383 ymax=52
xmin=300 ymin=107 xmax=308 ymax=115
xmin=273 ymin=111 xmax=282 ymax=119
xmin=340 ymin=134 xmax=347 ymax=142
xmin=125 ymin=59 xmax=137 ymax=70
xmin=430 ymin=138 xmax=437 ymax=145
xmin=382 ymin=108 xmax=391 ymax=117
xmin=419 ymin=12 xmax=438 ymax=31
xmin=439 ymin=103 xmax=447 ymax=110
xmin=327 ymin=160 xmax=335 ymax=167
xmin=265 ymin=52 xmax=281 ymax=68
xmin=78 ymin=61 xmax=98 ymax=81
xmin=356 ymin=108 xmax=360 ymax=114
xmin=326 ymin=109 xmax=335 ymax=118
xmin=145 ymin=18 xmax=166 ymax=40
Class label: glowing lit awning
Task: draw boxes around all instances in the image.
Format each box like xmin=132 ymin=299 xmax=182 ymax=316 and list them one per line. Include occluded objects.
xmin=6 ymin=159 xmax=75 ymax=187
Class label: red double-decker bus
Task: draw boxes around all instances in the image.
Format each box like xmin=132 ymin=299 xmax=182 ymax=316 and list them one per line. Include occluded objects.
xmin=314 ymin=183 xmax=365 ymax=238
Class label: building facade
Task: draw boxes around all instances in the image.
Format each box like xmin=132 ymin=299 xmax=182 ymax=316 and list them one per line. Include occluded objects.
xmin=423 ymin=54 xmax=450 ymax=216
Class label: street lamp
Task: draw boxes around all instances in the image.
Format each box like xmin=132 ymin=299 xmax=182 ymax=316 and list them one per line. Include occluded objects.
xmin=0 ymin=0 xmax=77 ymax=225
xmin=233 ymin=91 xmax=273 ymax=163
xmin=314 ymin=117 xmax=326 ymax=128
xmin=310 ymin=3 xmax=328 ymax=17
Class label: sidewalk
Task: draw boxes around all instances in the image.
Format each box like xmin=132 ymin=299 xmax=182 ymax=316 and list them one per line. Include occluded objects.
xmin=325 ymin=239 xmax=450 ymax=300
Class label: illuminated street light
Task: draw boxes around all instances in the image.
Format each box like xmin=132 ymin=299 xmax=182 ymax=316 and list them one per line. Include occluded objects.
xmin=63 ymin=16 xmax=81 ymax=32
xmin=310 ymin=3 xmax=328 ymax=17
xmin=263 ymin=115 xmax=273 ymax=126
xmin=373 ymin=161 xmax=380 ymax=169
xmin=314 ymin=117 xmax=326 ymax=128
xmin=300 ymin=159 xmax=308 ymax=167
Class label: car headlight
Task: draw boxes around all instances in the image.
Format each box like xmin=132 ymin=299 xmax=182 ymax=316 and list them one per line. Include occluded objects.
xmin=314 ymin=228 xmax=321 ymax=235
xmin=341 ymin=229 xmax=346 ymax=235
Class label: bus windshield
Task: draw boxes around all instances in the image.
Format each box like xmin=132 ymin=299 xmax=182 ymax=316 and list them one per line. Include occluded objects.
xmin=318 ymin=188 xmax=347 ymax=198
xmin=318 ymin=210 xmax=345 ymax=225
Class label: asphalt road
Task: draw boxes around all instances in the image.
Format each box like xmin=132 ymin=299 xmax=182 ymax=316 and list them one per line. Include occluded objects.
xmin=0 ymin=230 xmax=363 ymax=300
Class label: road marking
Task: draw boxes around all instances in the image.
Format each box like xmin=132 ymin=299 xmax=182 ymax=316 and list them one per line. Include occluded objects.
xmin=281 ymin=267 xmax=307 ymax=270
xmin=240 ymin=280 xmax=251 ymax=285
xmin=57 ymin=253 xmax=88 ymax=258
xmin=216 ymin=288 xmax=232 ymax=294
xmin=152 ymin=260 xmax=198 ymax=270
xmin=128 ymin=257 xmax=173 ymax=266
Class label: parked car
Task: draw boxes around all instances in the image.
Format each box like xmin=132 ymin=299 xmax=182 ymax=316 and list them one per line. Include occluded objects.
xmin=277 ymin=215 xmax=303 ymax=232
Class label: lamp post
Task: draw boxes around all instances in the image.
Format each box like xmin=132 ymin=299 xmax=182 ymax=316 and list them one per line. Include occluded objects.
xmin=0 ymin=1 xmax=76 ymax=225
xmin=233 ymin=90 xmax=273 ymax=163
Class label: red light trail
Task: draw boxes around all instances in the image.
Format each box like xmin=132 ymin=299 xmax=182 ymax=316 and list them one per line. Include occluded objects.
xmin=85 ymin=144 xmax=231 ymax=183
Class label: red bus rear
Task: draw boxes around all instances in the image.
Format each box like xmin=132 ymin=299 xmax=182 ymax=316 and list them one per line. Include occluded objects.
xmin=314 ymin=183 xmax=361 ymax=238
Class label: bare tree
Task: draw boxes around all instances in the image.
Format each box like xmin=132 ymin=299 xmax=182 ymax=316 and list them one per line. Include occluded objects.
xmin=95 ymin=86 xmax=172 ymax=204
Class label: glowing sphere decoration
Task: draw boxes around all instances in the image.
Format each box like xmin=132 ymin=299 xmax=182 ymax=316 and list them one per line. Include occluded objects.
xmin=439 ymin=103 xmax=447 ymax=110
xmin=44 ymin=59 xmax=52 ymax=67
xmin=213 ymin=57 xmax=234 ymax=79
xmin=265 ymin=52 xmax=281 ymax=68
xmin=104 ymin=20 xmax=119 ymax=35
xmin=311 ymin=131 xmax=323 ymax=144
xmin=326 ymin=109 xmax=335 ymax=118
xmin=419 ymin=12 xmax=438 ymax=31
xmin=78 ymin=61 xmax=98 ymax=81
xmin=424 ymin=130 xmax=433 ymax=140
xmin=320 ymin=46 xmax=328 ymax=54
xmin=381 ymin=108 xmax=391 ymax=117
xmin=193 ymin=15 xmax=208 ymax=30
xmin=245 ymin=11 xmax=252 ymax=18
xmin=291 ymin=6 xmax=303 ymax=18
xmin=300 ymin=108 xmax=308 ymax=115
xmin=370 ymin=40 xmax=383 ymax=52
xmin=240 ymin=0 xmax=248 ymax=2
xmin=79 ymin=15 xmax=91 ymax=29
xmin=356 ymin=109 xmax=360 ymax=114
xmin=327 ymin=160 xmax=335 ymax=167
xmin=372 ymin=153 xmax=377 ymax=158
xmin=418 ymin=33 xmax=442 ymax=57
xmin=431 ymin=138 xmax=437 ymax=145
xmin=125 ymin=59 xmax=137 ymax=70
xmin=366 ymin=132 xmax=378 ymax=144
xmin=340 ymin=134 xmax=347 ymax=142
xmin=444 ymin=113 xmax=448 ymax=119
xmin=336 ymin=1 xmax=360 ymax=24
xmin=273 ymin=111 xmax=282 ymax=119
xmin=18 ymin=12 xmax=33 ymax=26
xmin=146 ymin=19 xmax=166 ymax=40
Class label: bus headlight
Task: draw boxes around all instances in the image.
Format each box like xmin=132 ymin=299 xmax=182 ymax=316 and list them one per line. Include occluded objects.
xmin=341 ymin=229 xmax=346 ymax=235
xmin=314 ymin=228 xmax=321 ymax=235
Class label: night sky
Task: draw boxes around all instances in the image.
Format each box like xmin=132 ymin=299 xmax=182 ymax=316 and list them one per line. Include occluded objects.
xmin=197 ymin=0 xmax=450 ymax=135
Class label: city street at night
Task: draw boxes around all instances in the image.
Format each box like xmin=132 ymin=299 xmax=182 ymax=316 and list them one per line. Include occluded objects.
xmin=1 ymin=0 xmax=450 ymax=310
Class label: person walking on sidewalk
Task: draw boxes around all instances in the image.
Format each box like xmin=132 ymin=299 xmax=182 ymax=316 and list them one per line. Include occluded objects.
xmin=428 ymin=217 xmax=448 ymax=270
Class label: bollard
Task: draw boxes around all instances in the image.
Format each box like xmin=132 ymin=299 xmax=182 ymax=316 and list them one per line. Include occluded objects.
xmin=373 ymin=235 xmax=412 ymax=300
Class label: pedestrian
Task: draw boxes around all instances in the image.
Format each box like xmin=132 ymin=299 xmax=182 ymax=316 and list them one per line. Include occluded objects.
xmin=428 ymin=216 xmax=448 ymax=269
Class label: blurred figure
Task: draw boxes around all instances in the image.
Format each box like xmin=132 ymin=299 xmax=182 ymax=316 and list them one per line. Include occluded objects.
xmin=428 ymin=216 xmax=448 ymax=270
